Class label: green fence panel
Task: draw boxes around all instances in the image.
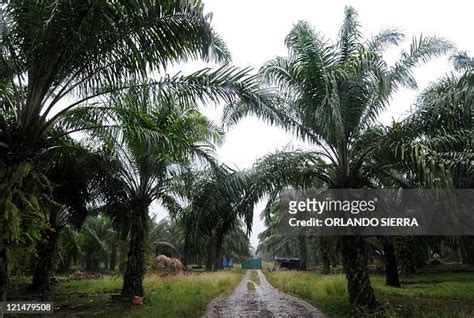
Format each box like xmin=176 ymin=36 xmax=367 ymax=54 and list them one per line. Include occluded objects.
xmin=241 ymin=258 xmax=262 ymax=269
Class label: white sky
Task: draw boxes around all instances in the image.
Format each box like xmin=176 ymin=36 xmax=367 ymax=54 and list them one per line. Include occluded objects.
xmin=154 ymin=0 xmax=474 ymax=248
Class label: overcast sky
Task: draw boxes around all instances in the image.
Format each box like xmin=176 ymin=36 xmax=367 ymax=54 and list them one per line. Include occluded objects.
xmin=155 ymin=0 xmax=474 ymax=249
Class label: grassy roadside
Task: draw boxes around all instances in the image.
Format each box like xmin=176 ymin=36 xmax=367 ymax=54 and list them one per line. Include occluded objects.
xmin=108 ymin=272 xmax=242 ymax=318
xmin=264 ymin=271 xmax=474 ymax=317
xmin=8 ymin=271 xmax=242 ymax=318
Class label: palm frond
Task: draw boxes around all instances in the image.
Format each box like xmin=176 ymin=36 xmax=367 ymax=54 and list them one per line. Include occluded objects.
xmin=338 ymin=6 xmax=361 ymax=62
xmin=390 ymin=35 xmax=454 ymax=89
xmin=367 ymin=28 xmax=405 ymax=53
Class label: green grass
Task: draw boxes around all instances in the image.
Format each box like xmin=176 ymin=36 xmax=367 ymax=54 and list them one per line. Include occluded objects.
xmin=265 ymin=271 xmax=474 ymax=317
xmin=26 ymin=271 xmax=243 ymax=318
xmin=262 ymin=260 xmax=275 ymax=269
xmin=249 ymin=270 xmax=260 ymax=285
xmin=56 ymin=275 xmax=123 ymax=294
xmin=247 ymin=281 xmax=256 ymax=291
xmin=110 ymin=272 xmax=242 ymax=318
xmin=9 ymin=267 xmax=473 ymax=317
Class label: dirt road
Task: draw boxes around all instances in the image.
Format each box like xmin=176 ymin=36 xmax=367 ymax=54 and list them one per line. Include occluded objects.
xmin=203 ymin=270 xmax=325 ymax=317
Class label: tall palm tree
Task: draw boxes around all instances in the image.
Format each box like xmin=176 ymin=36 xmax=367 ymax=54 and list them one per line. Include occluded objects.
xmin=149 ymin=218 xmax=185 ymax=259
xmin=400 ymin=52 xmax=473 ymax=265
xmin=89 ymin=86 xmax=223 ymax=297
xmin=177 ymin=165 xmax=253 ymax=270
xmin=79 ymin=216 xmax=114 ymax=271
xmin=55 ymin=225 xmax=82 ymax=272
xmin=29 ymin=141 xmax=103 ymax=292
xmin=224 ymin=7 xmax=453 ymax=308
xmin=370 ymin=52 xmax=472 ymax=277
xmin=257 ymin=220 xmax=302 ymax=262
xmin=257 ymin=198 xmax=295 ymax=258
xmin=221 ymin=225 xmax=251 ymax=262
xmin=257 ymin=193 xmax=307 ymax=264
xmin=402 ymin=52 xmax=472 ymax=186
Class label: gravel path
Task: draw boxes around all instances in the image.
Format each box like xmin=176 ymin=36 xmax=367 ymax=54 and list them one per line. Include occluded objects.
xmin=203 ymin=270 xmax=325 ymax=318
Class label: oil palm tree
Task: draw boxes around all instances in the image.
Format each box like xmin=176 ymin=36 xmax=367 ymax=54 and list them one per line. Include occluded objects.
xmin=224 ymin=7 xmax=453 ymax=308
xmin=257 ymin=216 xmax=300 ymax=261
xmin=177 ymin=165 xmax=253 ymax=270
xmin=370 ymin=52 xmax=472 ymax=276
xmin=87 ymin=86 xmax=223 ymax=297
xmin=257 ymin=194 xmax=334 ymax=271
xmin=402 ymin=52 xmax=472 ymax=186
xmin=149 ymin=218 xmax=185 ymax=259
xmin=221 ymin=225 xmax=251 ymax=262
xmin=55 ymin=225 xmax=82 ymax=272
xmin=78 ymin=216 xmax=114 ymax=271
xmin=29 ymin=141 xmax=104 ymax=292
xmin=400 ymin=52 xmax=473 ymax=265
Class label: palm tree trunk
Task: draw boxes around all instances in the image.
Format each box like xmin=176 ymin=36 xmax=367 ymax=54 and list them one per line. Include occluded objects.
xmin=121 ymin=208 xmax=148 ymax=297
xmin=214 ymin=244 xmax=223 ymax=271
xmin=182 ymin=246 xmax=189 ymax=267
xmin=58 ymin=258 xmax=71 ymax=272
xmin=0 ymin=163 xmax=18 ymax=301
xmin=0 ymin=247 xmax=8 ymax=302
xmin=340 ymin=236 xmax=377 ymax=309
xmin=460 ymin=236 xmax=474 ymax=265
xmin=205 ymin=246 xmax=214 ymax=271
xmin=109 ymin=242 xmax=117 ymax=271
xmin=395 ymin=236 xmax=416 ymax=275
xmin=317 ymin=236 xmax=332 ymax=274
xmin=1 ymin=158 xmax=41 ymax=299
xmin=213 ymin=232 xmax=225 ymax=271
xmin=379 ymin=236 xmax=400 ymax=287
xmin=85 ymin=251 xmax=94 ymax=271
xmin=298 ymin=235 xmax=307 ymax=270
xmin=30 ymin=229 xmax=58 ymax=293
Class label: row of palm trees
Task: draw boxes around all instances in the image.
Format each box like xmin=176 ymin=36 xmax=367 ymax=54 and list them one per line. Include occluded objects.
xmin=16 ymin=214 xmax=249 ymax=280
xmin=0 ymin=0 xmax=471 ymax=312
xmin=0 ymin=0 xmax=262 ymax=300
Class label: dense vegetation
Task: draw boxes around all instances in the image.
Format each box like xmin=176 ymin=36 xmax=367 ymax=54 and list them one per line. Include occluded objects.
xmin=0 ymin=1 xmax=472 ymax=317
